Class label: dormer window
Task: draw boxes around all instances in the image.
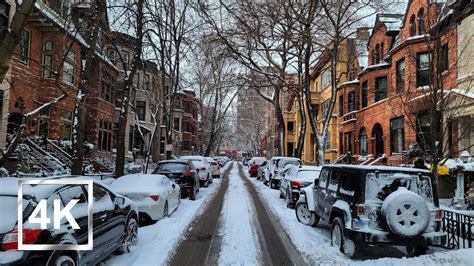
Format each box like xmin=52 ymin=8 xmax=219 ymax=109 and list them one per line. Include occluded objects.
xmin=409 ymin=15 xmax=416 ymax=37
xmin=381 ymin=43 xmax=384 ymax=59
xmin=418 ymin=9 xmax=425 ymax=35
xmin=375 ymin=44 xmax=380 ymax=64
xmin=371 ymin=49 xmax=376 ymax=65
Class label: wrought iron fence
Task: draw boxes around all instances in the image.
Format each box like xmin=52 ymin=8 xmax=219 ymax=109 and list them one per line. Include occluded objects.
xmin=442 ymin=209 xmax=473 ymax=249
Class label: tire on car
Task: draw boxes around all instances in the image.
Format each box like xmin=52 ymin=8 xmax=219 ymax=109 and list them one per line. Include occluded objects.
xmin=295 ymin=202 xmax=319 ymax=226
xmin=48 ymin=253 xmax=76 ymax=266
xmin=331 ymin=216 xmax=356 ymax=258
xmin=381 ymin=187 xmax=429 ymax=238
xmin=119 ymin=217 xmax=138 ymax=254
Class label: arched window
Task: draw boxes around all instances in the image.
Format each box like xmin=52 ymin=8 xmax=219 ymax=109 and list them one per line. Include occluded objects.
xmin=371 ymin=49 xmax=376 ymax=65
xmin=375 ymin=44 xmax=380 ymax=63
xmin=381 ymin=43 xmax=384 ymax=59
xmin=418 ymin=9 xmax=425 ymax=35
xmin=359 ymin=128 xmax=368 ymax=156
xmin=409 ymin=15 xmax=416 ymax=36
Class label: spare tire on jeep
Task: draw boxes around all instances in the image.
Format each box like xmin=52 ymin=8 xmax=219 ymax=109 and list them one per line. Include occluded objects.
xmin=381 ymin=187 xmax=429 ymax=237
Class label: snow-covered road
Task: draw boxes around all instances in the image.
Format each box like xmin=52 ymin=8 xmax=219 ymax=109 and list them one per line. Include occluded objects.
xmin=218 ymin=163 xmax=260 ymax=264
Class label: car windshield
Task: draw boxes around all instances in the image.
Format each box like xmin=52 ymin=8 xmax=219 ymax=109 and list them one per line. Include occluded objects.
xmin=278 ymin=160 xmax=300 ymax=169
xmin=156 ymin=163 xmax=189 ymax=172
xmin=365 ymin=172 xmax=434 ymax=204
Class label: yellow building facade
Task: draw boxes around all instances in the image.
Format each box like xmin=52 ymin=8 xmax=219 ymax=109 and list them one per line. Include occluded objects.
xmin=283 ymin=40 xmax=350 ymax=163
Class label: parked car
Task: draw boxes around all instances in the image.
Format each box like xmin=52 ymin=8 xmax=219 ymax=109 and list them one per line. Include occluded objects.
xmin=242 ymin=157 xmax=252 ymax=166
xmin=263 ymin=157 xmax=285 ymax=186
xmin=180 ymin=156 xmax=213 ymax=187
xmin=268 ymin=157 xmax=301 ymax=189
xmin=280 ymin=165 xmax=321 ymax=208
xmin=206 ymin=157 xmax=221 ymax=179
xmin=247 ymin=157 xmax=266 ymax=177
xmin=214 ymin=157 xmax=227 ymax=167
xmin=152 ymin=160 xmax=200 ymax=200
xmin=0 ymin=177 xmax=138 ymax=265
xmin=295 ymin=165 xmax=446 ymax=258
xmin=257 ymin=159 xmax=270 ymax=180
xmin=110 ymin=174 xmax=180 ymax=224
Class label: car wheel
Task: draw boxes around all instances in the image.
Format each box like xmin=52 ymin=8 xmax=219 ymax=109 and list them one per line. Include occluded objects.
xmin=119 ymin=218 xmax=138 ymax=253
xmin=190 ymin=188 xmax=197 ymax=200
xmin=209 ymin=174 xmax=213 ymax=184
xmin=204 ymin=179 xmax=209 ymax=188
xmin=279 ymin=191 xmax=284 ymax=199
xmin=263 ymin=179 xmax=267 ymax=185
xmin=406 ymin=246 xmax=428 ymax=257
xmin=50 ymin=254 xmax=76 ymax=266
xmin=295 ymin=202 xmax=319 ymax=226
xmin=163 ymin=201 xmax=169 ymax=218
xmin=331 ymin=217 xmax=355 ymax=257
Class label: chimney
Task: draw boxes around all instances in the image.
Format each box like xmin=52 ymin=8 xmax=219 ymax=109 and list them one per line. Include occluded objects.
xmin=356 ymin=27 xmax=370 ymax=40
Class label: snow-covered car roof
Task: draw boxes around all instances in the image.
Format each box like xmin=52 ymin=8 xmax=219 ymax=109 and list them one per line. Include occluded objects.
xmin=299 ymin=166 xmax=321 ymax=171
xmin=158 ymin=160 xmax=190 ymax=164
xmin=110 ymin=174 xmax=169 ymax=195
xmin=205 ymin=157 xmax=217 ymax=162
xmin=180 ymin=155 xmax=205 ymax=160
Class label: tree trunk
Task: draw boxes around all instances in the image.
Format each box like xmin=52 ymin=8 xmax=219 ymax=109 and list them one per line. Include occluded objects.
xmin=71 ymin=0 xmax=107 ymax=175
xmin=294 ymin=94 xmax=306 ymax=158
xmin=114 ymin=0 xmax=144 ymax=177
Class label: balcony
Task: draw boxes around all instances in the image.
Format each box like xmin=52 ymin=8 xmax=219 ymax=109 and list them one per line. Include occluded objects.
xmin=341 ymin=111 xmax=358 ymax=124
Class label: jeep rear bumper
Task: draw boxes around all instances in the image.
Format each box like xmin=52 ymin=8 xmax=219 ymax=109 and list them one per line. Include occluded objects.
xmin=345 ymin=229 xmax=447 ymax=247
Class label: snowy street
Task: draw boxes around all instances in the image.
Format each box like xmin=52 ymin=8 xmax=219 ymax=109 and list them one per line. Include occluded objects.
xmin=103 ymin=162 xmax=474 ymax=265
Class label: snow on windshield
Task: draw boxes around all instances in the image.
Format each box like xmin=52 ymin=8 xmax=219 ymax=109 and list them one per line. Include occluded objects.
xmin=365 ymin=172 xmax=433 ymax=203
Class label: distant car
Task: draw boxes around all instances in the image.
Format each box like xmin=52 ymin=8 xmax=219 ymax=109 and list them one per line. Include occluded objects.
xmin=206 ymin=157 xmax=221 ymax=179
xmin=248 ymin=157 xmax=266 ymax=177
xmin=256 ymin=159 xmax=269 ymax=180
xmin=269 ymin=157 xmax=301 ymax=189
xmin=243 ymin=157 xmax=251 ymax=166
xmin=110 ymin=174 xmax=180 ymax=224
xmin=0 ymin=177 xmax=138 ymax=265
xmin=152 ymin=160 xmax=200 ymax=200
xmin=263 ymin=156 xmax=285 ymax=186
xmin=214 ymin=157 xmax=227 ymax=167
xmin=180 ymin=156 xmax=213 ymax=187
xmin=296 ymin=165 xmax=446 ymax=258
xmin=279 ymin=165 xmax=321 ymax=208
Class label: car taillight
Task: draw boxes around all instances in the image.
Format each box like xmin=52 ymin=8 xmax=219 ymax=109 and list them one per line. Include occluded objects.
xmin=291 ymin=181 xmax=303 ymax=188
xmin=355 ymin=204 xmax=365 ymax=217
xmin=434 ymin=209 xmax=443 ymax=221
xmin=182 ymin=172 xmax=193 ymax=177
xmin=150 ymin=195 xmax=159 ymax=201
xmin=1 ymin=229 xmax=41 ymax=251
xmin=200 ymin=167 xmax=206 ymax=171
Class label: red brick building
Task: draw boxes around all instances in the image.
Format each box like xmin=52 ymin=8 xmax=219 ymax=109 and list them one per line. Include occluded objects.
xmin=173 ymin=90 xmax=199 ymax=155
xmin=337 ymin=0 xmax=459 ymax=165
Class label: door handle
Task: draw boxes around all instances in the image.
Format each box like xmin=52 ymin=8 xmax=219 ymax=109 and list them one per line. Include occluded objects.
xmin=99 ymin=214 xmax=107 ymax=220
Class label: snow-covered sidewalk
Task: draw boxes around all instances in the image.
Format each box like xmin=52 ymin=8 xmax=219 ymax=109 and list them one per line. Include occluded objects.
xmin=246 ymin=165 xmax=474 ymax=266
xmin=105 ymin=163 xmax=231 ymax=265
xmin=218 ymin=164 xmax=260 ymax=264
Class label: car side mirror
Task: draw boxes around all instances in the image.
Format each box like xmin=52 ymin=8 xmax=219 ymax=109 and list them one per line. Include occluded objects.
xmin=114 ymin=197 xmax=125 ymax=206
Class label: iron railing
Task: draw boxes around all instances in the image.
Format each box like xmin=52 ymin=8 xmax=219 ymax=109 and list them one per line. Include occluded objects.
xmin=442 ymin=209 xmax=473 ymax=249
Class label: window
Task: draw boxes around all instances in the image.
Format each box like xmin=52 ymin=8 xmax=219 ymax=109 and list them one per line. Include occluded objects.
xmin=60 ymin=110 xmax=73 ymax=140
xmin=416 ymin=52 xmax=431 ymax=87
xmin=371 ymin=49 xmax=375 ymax=65
xmin=321 ymin=69 xmax=331 ymax=89
xmin=287 ymin=121 xmax=294 ymax=132
xmin=144 ymin=74 xmax=150 ymax=91
xmin=173 ymin=117 xmax=180 ymax=131
xmin=361 ymin=81 xmax=368 ymax=108
xmin=339 ymin=95 xmax=344 ymax=115
xmin=344 ymin=132 xmax=353 ymax=154
xmin=320 ymin=100 xmax=330 ymax=117
xmin=396 ymin=59 xmax=405 ymax=93
xmin=340 ymin=170 xmax=356 ymax=196
xmin=107 ymin=49 xmax=117 ymax=64
xmin=347 ymin=92 xmax=355 ymax=113
xmin=375 ymin=77 xmax=387 ymax=102
xmin=0 ymin=1 xmax=9 ymax=41
xmin=318 ymin=168 xmax=330 ymax=188
xmin=390 ymin=117 xmax=404 ymax=153
xmin=136 ymin=101 xmax=146 ymax=121
xmin=59 ymin=186 xmax=87 ymax=206
xmin=359 ymin=128 xmax=368 ymax=155
xmin=418 ymin=9 xmax=425 ymax=35
xmin=325 ymin=131 xmax=331 ymax=150
xmin=409 ymin=15 xmax=416 ymax=36
xmin=42 ymin=41 xmax=54 ymax=78
xmin=375 ymin=44 xmax=380 ymax=64
xmin=123 ymin=51 xmax=130 ymax=70
xmin=440 ymin=44 xmax=449 ymax=72
xmin=328 ymin=168 xmax=340 ymax=191
xmin=19 ymin=29 xmax=30 ymax=64
xmin=98 ymin=120 xmax=112 ymax=151
xmin=381 ymin=43 xmax=384 ymax=59
xmin=63 ymin=50 xmax=76 ymax=85
xmin=101 ymin=74 xmax=113 ymax=102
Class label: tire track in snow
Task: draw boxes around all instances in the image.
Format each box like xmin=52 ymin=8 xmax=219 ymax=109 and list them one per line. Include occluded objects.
xmin=217 ymin=162 xmax=261 ymax=265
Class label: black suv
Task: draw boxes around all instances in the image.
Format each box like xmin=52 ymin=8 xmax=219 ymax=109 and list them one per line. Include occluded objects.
xmin=153 ymin=160 xmax=200 ymax=200
xmin=296 ymin=165 xmax=446 ymax=257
